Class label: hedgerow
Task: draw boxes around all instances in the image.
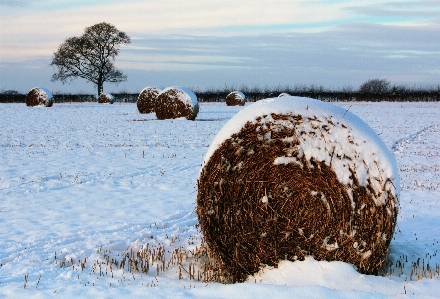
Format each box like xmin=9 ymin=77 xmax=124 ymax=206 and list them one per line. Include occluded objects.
xmin=1 ymin=84 xmax=439 ymax=103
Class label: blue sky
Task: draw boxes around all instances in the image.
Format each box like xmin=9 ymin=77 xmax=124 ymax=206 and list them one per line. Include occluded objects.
xmin=1 ymin=0 xmax=439 ymax=94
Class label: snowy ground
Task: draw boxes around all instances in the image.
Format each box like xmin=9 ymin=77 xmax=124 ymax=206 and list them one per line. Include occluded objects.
xmin=0 ymin=101 xmax=439 ymax=298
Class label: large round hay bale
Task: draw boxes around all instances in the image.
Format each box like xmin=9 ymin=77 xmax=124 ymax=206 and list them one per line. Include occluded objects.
xmin=225 ymin=91 xmax=245 ymax=106
xmin=98 ymin=93 xmax=114 ymax=104
xmin=197 ymin=96 xmax=399 ymax=283
xmin=25 ymin=87 xmax=54 ymax=107
xmin=137 ymin=86 xmax=162 ymax=114
xmin=155 ymin=86 xmax=199 ymax=120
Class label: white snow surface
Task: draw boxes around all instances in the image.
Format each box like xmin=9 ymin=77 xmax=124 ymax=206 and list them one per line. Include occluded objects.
xmin=38 ymin=88 xmax=54 ymax=101
xmin=161 ymin=86 xmax=198 ymax=108
xmin=203 ymin=97 xmax=400 ymax=204
xmin=278 ymin=92 xmax=291 ymax=97
xmin=140 ymin=86 xmax=162 ymax=94
xmin=103 ymin=93 xmax=114 ymax=100
xmin=1 ymin=101 xmax=440 ymax=298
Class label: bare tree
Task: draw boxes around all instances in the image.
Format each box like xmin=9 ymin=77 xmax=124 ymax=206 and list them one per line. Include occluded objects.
xmin=358 ymin=78 xmax=391 ymax=94
xmin=51 ymin=22 xmax=131 ymax=97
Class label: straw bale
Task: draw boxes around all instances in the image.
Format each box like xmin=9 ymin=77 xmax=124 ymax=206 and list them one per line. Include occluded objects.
xmin=98 ymin=93 xmax=114 ymax=104
xmin=197 ymin=97 xmax=399 ymax=283
xmin=137 ymin=86 xmax=162 ymax=114
xmin=25 ymin=87 xmax=54 ymax=107
xmin=155 ymin=87 xmax=199 ymax=120
xmin=225 ymin=91 xmax=246 ymax=106
xmin=278 ymin=93 xmax=290 ymax=97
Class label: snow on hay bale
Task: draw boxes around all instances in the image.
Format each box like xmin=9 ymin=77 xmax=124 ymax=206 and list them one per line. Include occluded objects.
xmin=197 ymin=96 xmax=399 ymax=283
xmin=225 ymin=91 xmax=245 ymax=106
xmin=25 ymin=87 xmax=54 ymax=107
xmin=155 ymin=86 xmax=199 ymax=120
xmin=98 ymin=93 xmax=114 ymax=104
xmin=137 ymin=86 xmax=162 ymax=114
xmin=278 ymin=92 xmax=290 ymax=97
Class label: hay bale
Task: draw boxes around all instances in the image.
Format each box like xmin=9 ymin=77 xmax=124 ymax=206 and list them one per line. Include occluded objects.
xmin=155 ymin=86 xmax=199 ymax=120
xmin=137 ymin=86 xmax=162 ymax=114
xmin=278 ymin=93 xmax=290 ymax=97
xmin=197 ymin=96 xmax=399 ymax=283
xmin=25 ymin=87 xmax=54 ymax=107
xmin=98 ymin=93 xmax=114 ymax=104
xmin=225 ymin=91 xmax=245 ymax=106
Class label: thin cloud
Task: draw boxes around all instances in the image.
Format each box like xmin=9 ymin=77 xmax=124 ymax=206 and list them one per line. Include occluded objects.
xmin=1 ymin=1 xmax=350 ymax=36
xmin=0 ymin=0 xmax=29 ymax=7
xmin=1 ymin=0 xmax=439 ymax=92
xmin=2 ymin=0 xmax=435 ymax=62
xmin=346 ymin=1 xmax=440 ymax=19
xmin=114 ymin=21 xmax=440 ymax=84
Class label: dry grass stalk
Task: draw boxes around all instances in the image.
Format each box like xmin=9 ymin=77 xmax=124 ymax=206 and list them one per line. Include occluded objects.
xmin=25 ymin=87 xmax=54 ymax=107
xmin=81 ymin=235 xmax=228 ymax=284
xmin=155 ymin=87 xmax=199 ymax=120
xmin=197 ymin=113 xmax=398 ymax=283
xmin=225 ymin=91 xmax=245 ymax=106
xmin=98 ymin=93 xmax=114 ymax=104
xmin=137 ymin=87 xmax=162 ymax=114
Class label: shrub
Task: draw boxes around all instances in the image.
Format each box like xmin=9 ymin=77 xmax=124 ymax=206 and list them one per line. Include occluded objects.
xmin=359 ymin=79 xmax=391 ymax=94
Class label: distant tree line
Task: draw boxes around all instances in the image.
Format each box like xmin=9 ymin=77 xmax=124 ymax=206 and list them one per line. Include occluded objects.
xmin=1 ymin=79 xmax=439 ymax=103
xmin=0 ymin=91 xmax=136 ymax=103
xmin=0 ymin=91 xmax=95 ymax=103
xmin=195 ymin=79 xmax=440 ymax=102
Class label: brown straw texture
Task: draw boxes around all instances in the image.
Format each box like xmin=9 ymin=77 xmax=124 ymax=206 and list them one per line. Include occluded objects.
xmin=225 ymin=91 xmax=245 ymax=106
xmin=197 ymin=113 xmax=398 ymax=283
xmin=25 ymin=88 xmax=53 ymax=107
xmin=137 ymin=87 xmax=161 ymax=114
xmin=155 ymin=88 xmax=199 ymax=120
xmin=98 ymin=93 xmax=114 ymax=104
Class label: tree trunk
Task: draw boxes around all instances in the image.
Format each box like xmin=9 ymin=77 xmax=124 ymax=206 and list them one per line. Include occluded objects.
xmin=97 ymin=72 xmax=103 ymax=97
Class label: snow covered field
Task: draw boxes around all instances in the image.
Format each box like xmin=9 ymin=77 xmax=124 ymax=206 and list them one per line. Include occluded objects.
xmin=0 ymin=101 xmax=439 ymax=298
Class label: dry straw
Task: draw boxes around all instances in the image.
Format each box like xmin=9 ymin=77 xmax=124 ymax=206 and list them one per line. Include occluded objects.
xmin=25 ymin=87 xmax=54 ymax=107
xmin=98 ymin=93 xmax=114 ymax=104
xmin=155 ymin=87 xmax=199 ymax=120
xmin=197 ymin=97 xmax=399 ymax=283
xmin=225 ymin=91 xmax=246 ymax=106
xmin=137 ymin=86 xmax=162 ymax=114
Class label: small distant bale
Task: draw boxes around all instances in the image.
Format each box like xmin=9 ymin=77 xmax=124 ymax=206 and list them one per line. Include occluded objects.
xmin=137 ymin=86 xmax=162 ymax=114
xmin=98 ymin=93 xmax=114 ymax=104
xmin=155 ymin=86 xmax=199 ymax=120
xmin=197 ymin=96 xmax=399 ymax=283
xmin=278 ymin=93 xmax=290 ymax=97
xmin=25 ymin=87 xmax=54 ymax=107
xmin=225 ymin=91 xmax=245 ymax=106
